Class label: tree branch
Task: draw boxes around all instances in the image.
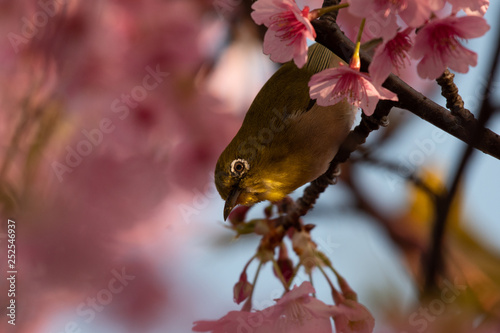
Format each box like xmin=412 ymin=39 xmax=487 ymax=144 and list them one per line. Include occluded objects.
xmin=424 ymin=23 xmax=500 ymax=294
xmin=284 ymin=101 xmax=395 ymax=229
xmin=282 ymin=0 xmax=500 ymax=232
xmin=311 ymin=18 xmax=500 ymax=160
xmin=436 ymin=69 xmax=473 ymax=121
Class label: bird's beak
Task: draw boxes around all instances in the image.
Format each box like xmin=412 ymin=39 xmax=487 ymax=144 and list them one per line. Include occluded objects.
xmin=224 ymin=185 xmax=242 ymax=221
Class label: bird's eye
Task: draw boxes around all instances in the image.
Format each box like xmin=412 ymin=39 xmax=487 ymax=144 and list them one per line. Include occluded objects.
xmin=230 ymin=159 xmax=249 ymax=177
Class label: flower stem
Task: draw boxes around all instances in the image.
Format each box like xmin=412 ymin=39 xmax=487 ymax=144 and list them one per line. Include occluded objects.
xmin=243 ymin=254 xmax=257 ymax=273
xmin=272 ymin=258 xmax=290 ymax=292
xmin=286 ymin=258 xmax=304 ymax=290
xmin=351 ymin=18 xmax=366 ymax=70
xmin=355 ymin=18 xmax=366 ymax=47
xmin=316 ymin=263 xmax=341 ymax=303
xmin=308 ymin=271 xmax=315 ymax=297
xmin=309 ymin=3 xmax=349 ymax=20
xmin=242 ymin=260 xmax=263 ymax=311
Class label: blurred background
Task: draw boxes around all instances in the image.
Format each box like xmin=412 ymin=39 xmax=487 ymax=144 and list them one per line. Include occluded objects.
xmin=0 ymin=0 xmax=499 ymax=332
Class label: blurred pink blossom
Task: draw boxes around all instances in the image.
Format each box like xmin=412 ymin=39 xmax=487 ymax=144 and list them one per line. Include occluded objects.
xmin=410 ymin=15 xmax=490 ymax=79
xmin=251 ymin=0 xmax=316 ymax=68
xmin=0 ymin=1 xmax=240 ymax=332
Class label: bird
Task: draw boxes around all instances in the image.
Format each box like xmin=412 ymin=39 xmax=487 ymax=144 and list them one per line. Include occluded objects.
xmin=215 ymin=43 xmax=356 ymax=220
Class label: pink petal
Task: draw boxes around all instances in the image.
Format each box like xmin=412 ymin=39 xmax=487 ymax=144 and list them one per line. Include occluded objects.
xmin=410 ymin=26 xmax=432 ymax=60
xmin=192 ymin=311 xmax=252 ymax=332
xmin=292 ymin=35 xmax=309 ymax=68
xmin=331 ymin=300 xmax=375 ymax=333
xmin=251 ymin=0 xmax=293 ymax=26
xmin=417 ymin=54 xmax=446 ymax=79
xmin=277 ymin=281 xmax=315 ymax=304
xmin=309 ymin=68 xmax=341 ymax=100
xmin=309 ymin=66 xmax=397 ymax=114
xmin=292 ymin=7 xmax=316 ymax=40
xmin=446 ymin=46 xmax=478 ymax=73
xmin=400 ymin=0 xmax=445 ymax=28
xmin=411 ymin=15 xmax=489 ymax=79
xmin=447 ymin=15 xmax=490 ymax=39
xmin=254 ymin=0 xmax=315 ymax=67
xmin=262 ymin=29 xmax=295 ymax=63
xmin=369 ymin=47 xmax=395 ymax=85
xmin=358 ymin=88 xmax=379 ymax=116
xmin=370 ymin=27 xmax=414 ymax=84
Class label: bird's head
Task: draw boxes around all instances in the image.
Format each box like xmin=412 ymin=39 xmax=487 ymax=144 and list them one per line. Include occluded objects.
xmin=215 ymin=138 xmax=295 ymax=220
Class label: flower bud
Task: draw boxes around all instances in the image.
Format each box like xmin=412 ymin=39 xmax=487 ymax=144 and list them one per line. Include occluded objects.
xmin=228 ymin=205 xmax=251 ymax=226
xmin=233 ymin=272 xmax=253 ymax=304
xmin=274 ymin=243 xmax=294 ymax=284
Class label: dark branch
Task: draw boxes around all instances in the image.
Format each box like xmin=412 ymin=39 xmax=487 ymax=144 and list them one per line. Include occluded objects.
xmin=311 ymin=19 xmax=500 ymax=160
xmin=282 ymin=0 xmax=500 ymax=234
xmin=424 ymin=23 xmax=500 ymax=294
xmin=284 ymin=101 xmax=395 ymax=229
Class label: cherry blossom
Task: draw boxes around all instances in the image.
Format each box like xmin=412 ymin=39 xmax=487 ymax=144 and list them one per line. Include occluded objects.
xmin=309 ymin=63 xmax=398 ymax=116
xmin=330 ymin=273 xmax=375 ymax=333
xmin=410 ymin=15 xmax=490 ymax=79
xmin=192 ymin=310 xmax=255 ymax=333
xmin=369 ymin=28 xmax=414 ymax=85
xmin=193 ymin=282 xmax=336 ymax=333
xmin=251 ymin=0 xmax=316 ymax=68
xmin=331 ymin=300 xmax=375 ymax=333
xmin=264 ymin=282 xmax=335 ymax=332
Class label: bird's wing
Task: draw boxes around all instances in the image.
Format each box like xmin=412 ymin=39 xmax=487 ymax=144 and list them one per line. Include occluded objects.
xmin=304 ymin=42 xmax=341 ymax=74
xmin=240 ymin=43 xmax=343 ymax=132
xmin=304 ymin=43 xmax=347 ymax=111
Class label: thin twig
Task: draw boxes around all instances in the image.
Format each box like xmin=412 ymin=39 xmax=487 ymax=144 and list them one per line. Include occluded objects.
xmin=353 ymin=151 xmax=438 ymax=200
xmin=343 ymin=162 xmax=426 ymax=253
xmin=424 ymin=25 xmax=500 ymax=294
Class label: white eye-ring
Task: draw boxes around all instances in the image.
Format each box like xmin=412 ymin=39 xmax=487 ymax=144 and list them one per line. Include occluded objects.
xmin=230 ymin=159 xmax=250 ymax=177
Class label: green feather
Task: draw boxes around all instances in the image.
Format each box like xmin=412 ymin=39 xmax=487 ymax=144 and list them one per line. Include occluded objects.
xmin=304 ymin=42 xmax=337 ymax=74
xmin=215 ymin=43 xmax=354 ymax=208
xmin=237 ymin=43 xmax=339 ymax=138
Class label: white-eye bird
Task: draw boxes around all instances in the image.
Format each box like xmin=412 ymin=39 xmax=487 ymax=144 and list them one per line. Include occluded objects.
xmin=215 ymin=43 xmax=356 ymax=220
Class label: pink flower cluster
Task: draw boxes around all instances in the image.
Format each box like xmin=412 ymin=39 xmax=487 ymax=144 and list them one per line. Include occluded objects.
xmin=250 ymin=0 xmax=490 ymax=115
xmin=251 ymin=0 xmax=317 ymax=68
xmin=347 ymin=0 xmax=490 ymax=81
xmin=193 ymin=281 xmax=374 ymax=333
xmin=193 ymin=203 xmax=375 ymax=333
